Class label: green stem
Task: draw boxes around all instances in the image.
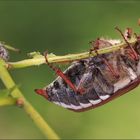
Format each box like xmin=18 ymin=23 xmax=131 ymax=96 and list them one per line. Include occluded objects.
xmin=4 ymin=44 xmax=20 ymax=52
xmin=7 ymin=38 xmax=136 ymax=69
xmin=0 ymin=59 xmax=59 ymax=139
xmin=0 ymin=97 xmax=16 ymax=106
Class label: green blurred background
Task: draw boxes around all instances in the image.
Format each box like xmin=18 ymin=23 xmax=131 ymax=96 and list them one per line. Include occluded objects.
xmin=0 ymin=0 xmax=140 ymax=139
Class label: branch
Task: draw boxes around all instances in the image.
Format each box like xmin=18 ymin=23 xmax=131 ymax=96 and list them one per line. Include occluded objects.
xmin=3 ymin=43 xmax=20 ymax=52
xmin=6 ymin=38 xmax=136 ymax=69
xmin=0 ymin=59 xmax=59 ymax=139
xmin=0 ymin=96 xmax=16 ymax=106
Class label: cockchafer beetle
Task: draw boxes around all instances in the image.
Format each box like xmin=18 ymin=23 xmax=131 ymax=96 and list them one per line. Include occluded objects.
xmin=35 ymin=27 xmax=140 ymax=112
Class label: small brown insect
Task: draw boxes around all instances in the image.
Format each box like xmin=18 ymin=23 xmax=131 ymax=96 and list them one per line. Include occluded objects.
xmin=35 ymin=27 xmax=140 ymax=112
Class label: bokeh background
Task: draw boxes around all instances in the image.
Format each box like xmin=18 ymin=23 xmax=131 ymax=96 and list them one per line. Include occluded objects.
xmin=0 ymin=0 xmax=140 ymax=139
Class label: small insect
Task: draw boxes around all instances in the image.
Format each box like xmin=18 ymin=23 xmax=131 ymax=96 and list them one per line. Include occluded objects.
xmin=0 ymin=42 xmax=9 ymax=61
xmin=35 ymin=27 xmax=140 ymax=112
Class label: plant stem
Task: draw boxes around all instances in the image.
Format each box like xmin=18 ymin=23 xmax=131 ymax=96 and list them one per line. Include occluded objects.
xmin=0 ymin=96 xmax=16 ymax=106
xmin=4 ymin=43 xmax=20 ymax=52
xmin=0 ymin=59 xmax=60 ymax=139
xmin=7 ymin=38 xmax=136 ymax=69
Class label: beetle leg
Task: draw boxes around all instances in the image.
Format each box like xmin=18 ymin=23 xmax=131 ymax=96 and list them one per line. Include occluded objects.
xmin=89 ymin=39 xmax=120 ymax=79
xmin=124 ymin=27 xmax=133 ymax=39
xmin=102 ymin=57 xmax=120 ymax=79
xmin=44 ymin=51 xmax=84 ymax=94
xmin=115 ymin=26 xmax=139 ymax=60
xmin=89 ymin=38 xmax=100 ymax=56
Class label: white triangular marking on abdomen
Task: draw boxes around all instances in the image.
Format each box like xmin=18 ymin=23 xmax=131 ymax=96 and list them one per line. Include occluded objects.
xmin=53 ymin=101 xmax=82 ymax=110
xmin=60 ymin=102 xmax=72 ymax=109
xmin=79 ymin=103 xmax=92 ymax=108
xmin=114 ymin=77 xmax=131 ymax=92
xmin=89 ymin=99 xmax=102 ymax=105
xmin=53 ymin=101 xmax=62 ymax=106
xmin=127 ymin=68 xmax=137 ymax=80
xmin=71 ymin=104 xmax=83 ymax=110
xmin=99 ymin=95 xmax=110 ymax=100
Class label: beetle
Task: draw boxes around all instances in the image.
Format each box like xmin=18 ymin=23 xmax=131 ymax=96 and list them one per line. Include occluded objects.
xmin=35 ymin=27 xmax=140 ymax=112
